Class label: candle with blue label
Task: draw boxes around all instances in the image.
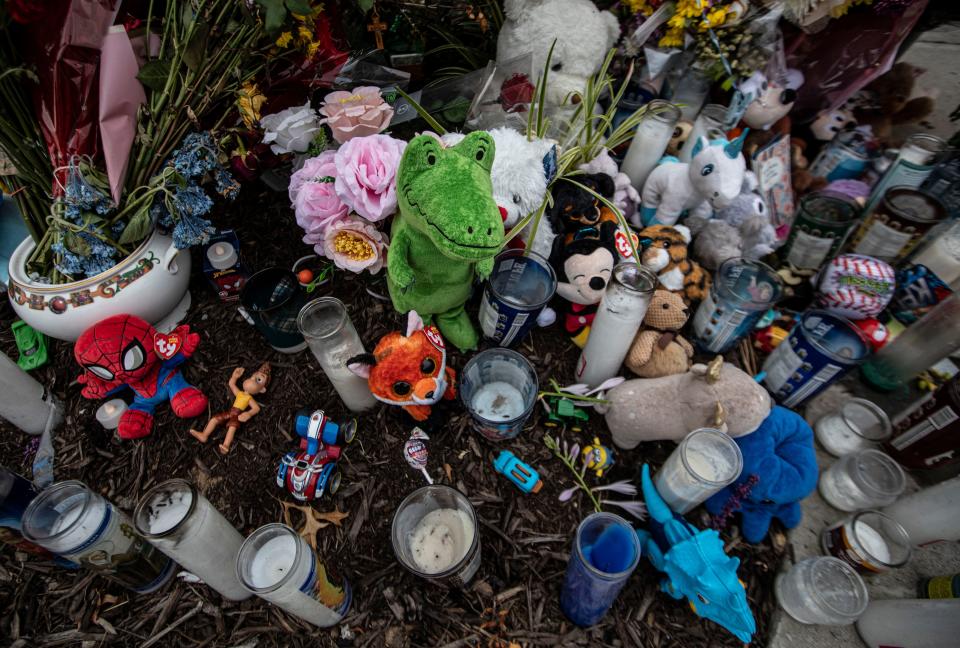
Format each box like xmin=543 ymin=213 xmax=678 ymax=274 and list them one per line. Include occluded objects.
xmin=762 ymin=310 xmax=871 ymax=408
xmin=479 ymin=249 xmax=556 ymax=347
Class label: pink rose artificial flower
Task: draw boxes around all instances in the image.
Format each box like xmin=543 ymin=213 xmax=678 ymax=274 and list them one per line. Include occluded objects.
xmin=288 ymin=151 xmax=349 ymax=245
xmin=320 ymin=86 xmax=395 ymax=144
xmin=321 ymin=215 xmax=389 ymax=274
xmin=334 ymin=134 xmax=406 ymax=222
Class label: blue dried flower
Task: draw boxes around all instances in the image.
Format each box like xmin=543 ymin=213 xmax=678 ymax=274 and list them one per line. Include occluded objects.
xmin=172 ymin=212 xmax=215 ymax=249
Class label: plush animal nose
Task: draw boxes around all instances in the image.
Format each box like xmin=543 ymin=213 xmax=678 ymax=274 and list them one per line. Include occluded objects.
xmin=713 ymin=191 xmax=720 ymax=197
xmin=589 ymin=277 xmax=606 ymax=290
xmin=413 ymin=377 xmax=441 ymax=403
xmin=424 ymin=390 xmax=435 ymax=400
xmin=498 ymin=206 xmax=508 ymax=221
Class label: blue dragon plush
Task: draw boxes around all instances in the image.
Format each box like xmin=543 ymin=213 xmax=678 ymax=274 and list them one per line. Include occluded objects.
xmin=636 ymin=464 xmax=756 ymax=643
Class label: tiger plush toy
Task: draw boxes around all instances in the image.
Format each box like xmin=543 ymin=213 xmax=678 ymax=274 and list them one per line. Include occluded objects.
xmin=347 ymin=311 xmax=456 ymax=422
xmin=639 ymin=224 xmax=710 ymax=304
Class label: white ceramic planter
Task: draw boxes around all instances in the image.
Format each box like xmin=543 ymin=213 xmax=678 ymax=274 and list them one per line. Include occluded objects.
xmin=7 ymin=231 xmax=192 ymax=341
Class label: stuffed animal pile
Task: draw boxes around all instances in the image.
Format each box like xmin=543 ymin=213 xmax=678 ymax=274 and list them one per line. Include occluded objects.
xmin=638 ymin=224 xmax=710 ymax=304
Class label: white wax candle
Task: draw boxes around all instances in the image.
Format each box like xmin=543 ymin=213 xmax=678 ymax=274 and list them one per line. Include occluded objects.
xmin=576 ymin=285 xmax=648 ymax=387
xmin=250 ymin=534 xmax=298 ymax=588
xmin=655 ymin=446 xmax=737 ymax=513
xmin=0 ymin=350 xmax=63 ymax=435
xmin=207 ymin=243 xmax=238 ymax=270
xmin=409 ymin=508 xmax=475 ymax=574
xmin=855 ymin=521 xmax=892 ymax=565
xmin=621 ymin=113 xmax=676 ymax=190
xmin=146 ymin=489 xmax=191 ymax=535
xmin=45 ymin=494 xmax=109 ymax=555
xmin=314 ymin=343 xmax=377 ymax=412
xmin=95 ymin=398 xmax=128 ymax=430
xmin=471 ymin=382 xmax=525 ymax=421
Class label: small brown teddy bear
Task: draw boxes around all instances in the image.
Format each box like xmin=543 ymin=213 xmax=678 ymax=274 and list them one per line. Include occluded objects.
xmin=625 ymin=290 xmax=694 ymax=378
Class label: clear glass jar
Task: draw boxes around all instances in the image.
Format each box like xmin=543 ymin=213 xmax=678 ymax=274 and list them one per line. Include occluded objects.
xmin=297 ymin=297 xmax=376 ymax=412
xmin=692 ymin=257 xmax=784 ymax=353
xmin=560 ymin=512 xmax=642 ymax=627
xmin=775 ymin=557 xmax=868 ymax=625
xmin=134 ymin=479 xmax=251 ymax=601
xmin=22 ymin=480 xmax=174 ymax=593
xmin=680 ymin=104 xmax=728 ymax=163
xmin=821 ymin=510 xmax=912 ymax=574
xmin=862 ymin=291 xmax=960 ymax=391
xmin=814 ymin=398 xmax=892 ymax=457
xmin=668 ymin=68 xmax=712 ymax=121
xmin=391 ymin=485 xmax=480 ymax=587
xmin=459 ymin=348 xmax=538 ymax=442
xmin=653 ymin=428 xmax=743 ymax=514
xmin=865 ymin=133 xmax=948 ymax=214
xmin=908 ymin=219 xmax=960 ymax=289
xmin=576 ymin=263 xmax=657 ymax=387
xmin=237 ymin=523 xmax=351 ymax=627
xmin=621 ymin=100 xmax=682 ymax=190
xmin=819 ymin=449 xmax=906 ymax=512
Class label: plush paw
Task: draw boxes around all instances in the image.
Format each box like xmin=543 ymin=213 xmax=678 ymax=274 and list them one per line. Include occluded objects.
xmin=476 ymin=256 xmax=495 ymax=279
xmin=118 ymin=409 xmax=155 ymax=440
xmin=435 ymin=310 xmax=479 ymax=352
xmin=170 ymin=386 xmax=208 ymax=418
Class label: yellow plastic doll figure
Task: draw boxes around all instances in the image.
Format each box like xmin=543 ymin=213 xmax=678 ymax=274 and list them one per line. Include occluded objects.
xmin=190 ymin=363 xmax=271 ymax=454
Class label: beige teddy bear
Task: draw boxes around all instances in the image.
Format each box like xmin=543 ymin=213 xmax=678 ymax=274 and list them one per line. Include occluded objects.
xmin=625 ymin=290 xmax=694 ymax=378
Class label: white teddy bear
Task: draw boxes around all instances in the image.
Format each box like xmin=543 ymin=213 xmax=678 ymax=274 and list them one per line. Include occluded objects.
xmin=497 ymin=0 xmax=621 ymax=106
xmin=442 ymin=127 xmax=558 ymax=259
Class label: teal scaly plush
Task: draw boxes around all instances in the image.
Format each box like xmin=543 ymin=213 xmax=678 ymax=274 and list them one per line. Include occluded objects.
xmin=387 ymin=132 xmax=505 ymax=351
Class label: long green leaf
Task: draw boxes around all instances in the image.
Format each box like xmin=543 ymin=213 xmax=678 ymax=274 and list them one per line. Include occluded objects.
xmin=563 ymin=178 xmax=641 ymax=265
xmin=395 ymin=88 xmax=447 ymax=135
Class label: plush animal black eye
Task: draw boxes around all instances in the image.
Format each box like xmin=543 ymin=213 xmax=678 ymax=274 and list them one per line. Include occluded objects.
xmin=551 ymin=62 xmax=563 ymax=71
xmin=662 ymin=303 xmax=670 ymax=309
xmin=476 ymin=149 xmax=485 ymax=161
xmin=420 ymin=358 xmax=436 ymax=374
xmin=781 ymin=89 xmax=797 ymax=104
xmin=427 ymin=152 xmax=437 ymax=166
xmin=513 ymin=194 xmax=521 ymax=204
xmin=701 ymin=164 xmax=715 ymax=177
xmin=393 ymin=381 xmax=411 ymax=396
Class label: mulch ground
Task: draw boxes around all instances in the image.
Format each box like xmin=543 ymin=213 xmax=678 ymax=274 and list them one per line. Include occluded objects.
xmin=0 ymin=183 xmax=787 ymax=647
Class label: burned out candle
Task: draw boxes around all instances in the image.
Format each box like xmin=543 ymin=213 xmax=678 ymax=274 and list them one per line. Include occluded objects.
xmin=821 ymin=510 xmax=912 ymax=574
xmin=135 ymin=479 xmax=251 ymax=601
xmin=653 ymin=428 xmax=742 ymax=514
xmin=409 ymin=508 xmax=475 ymax=574
xmin=459 ymin=349 xmax=538 ymax=442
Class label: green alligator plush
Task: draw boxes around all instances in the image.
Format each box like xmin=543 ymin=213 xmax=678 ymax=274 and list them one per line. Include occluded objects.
xmin=387 ymin=132 xmax=505 ymax=351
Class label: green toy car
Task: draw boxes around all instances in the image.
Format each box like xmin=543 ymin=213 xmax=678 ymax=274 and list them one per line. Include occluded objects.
xmin=543 ymin=396 xmax=589 ymax=432
xmin=12 ymin=320 xmax=48 ymax=370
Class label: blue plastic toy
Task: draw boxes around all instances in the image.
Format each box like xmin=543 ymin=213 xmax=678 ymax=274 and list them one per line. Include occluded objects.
xmin=637 ymin=464 xmax=755 ymax=643
xmin=492 ymin=450 xmax=543 ymax=493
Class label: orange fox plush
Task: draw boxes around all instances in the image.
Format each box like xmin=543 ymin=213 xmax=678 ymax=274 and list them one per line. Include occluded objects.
xmin=347 ymin=311 xmax=456 ymax=421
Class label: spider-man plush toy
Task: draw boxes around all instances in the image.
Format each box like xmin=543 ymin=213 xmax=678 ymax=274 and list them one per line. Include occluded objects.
xmin=74 ymin=314 xmax=208 ymax=440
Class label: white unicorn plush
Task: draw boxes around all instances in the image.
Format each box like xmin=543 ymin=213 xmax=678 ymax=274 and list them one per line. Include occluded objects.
xmin=639 ymin=131 xmax=749 ymax=227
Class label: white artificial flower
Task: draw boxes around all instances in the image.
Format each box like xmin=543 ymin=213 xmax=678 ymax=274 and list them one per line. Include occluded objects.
xmin=261 ymin=102 xmax=321 ymax=155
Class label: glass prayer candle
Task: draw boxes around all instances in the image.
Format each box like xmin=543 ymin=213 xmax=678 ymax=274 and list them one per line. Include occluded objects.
xmin=679 ymin=104 xmax=728 ymax=163
xmin=237 ymin=523 xmax=351 ymax=627
xmin=576 ymin=263 xmax=657 ymax=387
xmin=864 ymin=133 xmax=947 ymax=214
xmin=22 ymin=480 xmax=174 ymax=593
xmin=808 ymin=129 xmax=872 ymax=182
xmin=885 ymin=375 xmax=960 ymax=480
xmin=906 ymin=219 xmax=960 ymax=288
xmin=459 ymin=348 xmax=538 ymax=442
xmin=653 ymin=428 xmax=743 ymax=514
xmin=479 ymin=249 xmax=557 ymax=347
xmin=762 ymin=310 xmax=871 ymax=408
xmin=134 ymin=479 xmax=251 ymax=601
xmin=862 ymin=291 xmax=960 ymax=391
xmin=818 ymin=449 xmax=906 ymax=512
xmin=775 ymin=557 xmax=868 ymax=625
xmin=821 ymin=510 xmax=912 ymax=574
xmin=297 ymin=297 xmax=376 ymax=412
xmin=780 ymin=193 xmax=860 ymax=271
xmin=922 ymin=153 xmax=960 ymax=218
xmin=0 ymin=349 xmax=63 ymax=436
xmin=882 ymin=476 xmax=960 ymax=546
xmin=857 ymin=598 xmax=960 ymax=648
xmin=391 ymin=485 xmax=480 ymax=587
xmin=849 ymin=187 xmax=947 ymax=263
xmin=692 ymin=258 xmax=784 ymax=353
xmin=814 ymin=398 xmax=892 ymax=457
xmin=560 ymin=512 xmax=641 ymax=627
xmin=239 ymin=267 xmax=308 ymax=353
xmin=0 ymin=467 xmax=51 ymax=557
xmin=621 ymin=100 xmax=682 ymax=191
xmin=95 ymin=398 xmax=127 ymax=430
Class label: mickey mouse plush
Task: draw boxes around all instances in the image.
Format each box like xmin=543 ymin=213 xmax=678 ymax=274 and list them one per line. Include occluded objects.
xmin=550 ymin=234 xmax=618 ymax=348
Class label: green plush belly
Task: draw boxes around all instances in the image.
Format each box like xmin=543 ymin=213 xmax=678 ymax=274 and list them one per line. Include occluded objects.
xmin=387 ymin=220 xmax=475 ymax=315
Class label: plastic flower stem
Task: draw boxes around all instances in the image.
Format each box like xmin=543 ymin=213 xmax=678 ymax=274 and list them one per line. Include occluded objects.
xmin=394 ymin=88 xmax=447 ymax=135
xmin=537 ymin=391 xmax=609 ymax=404
xmin=544 ymin=435 xmax=602 ymax=513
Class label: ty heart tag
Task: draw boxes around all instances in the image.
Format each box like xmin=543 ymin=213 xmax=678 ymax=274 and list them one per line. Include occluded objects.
xmin=154 ymin=332 xmax=182 ymax=360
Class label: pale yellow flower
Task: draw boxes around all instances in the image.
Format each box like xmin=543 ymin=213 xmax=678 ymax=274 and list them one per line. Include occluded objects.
xmin=236 ymin=82 xmax=267 ymax=130
xmin=275 ymin=31 xmax=293 ymax=48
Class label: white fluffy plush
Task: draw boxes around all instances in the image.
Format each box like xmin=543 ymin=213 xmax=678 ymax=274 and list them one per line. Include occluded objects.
xmin=497 ymin=0 xmax=621 ymax=106
xmin=640 ymin=133 xmax=748 ymax=227
xmin=442 ymin=127 xmax=557 ymax=258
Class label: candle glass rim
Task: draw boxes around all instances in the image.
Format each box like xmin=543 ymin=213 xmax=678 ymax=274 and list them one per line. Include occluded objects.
xmin=796 ymin=193 xmax=860 ymax=228
xmin=903 ymin=133 xmax=948 ymax=155
xmin=459 ymin=348 xmax=539 ymax=427
xmin=839 ymin=399 xmax=892 ymax=442
xmin=796 ymin=310 xmax=871 ymax=365
xmin=390 ymin=484 xmax=479 ymax=580
xmin=881 ymin=186 xmax=947 ymax=226
xmin=842 ymin=510 xmax=913 ymax=569
xmin=848 ymin=449 xmax=906 ymax=499
xmin=236 ymin=523 xmax=305 ymax=594
xmin=133 ymin=478 xmax=199 ymax=540
xmin=713 ymin=257 xmax=784 ymax=310
xmin=697 ymin=103 xmax=729 ymax=128
xmin=297 ymin=296 xmax=348 ymax=340
xmin=21 ymin=480 xmax=97 ymax=546
xmin=643 ymin=100 xmax=682 ymax=125
xmin=240 ymin=267 xmax=300 ymax=314
xmin=611 ymin=262 xmax=658 ymax=295
xmin=487 ymin=249 xmax=557 ymax=311
xmin=571 ymin=511 xmax=642 ymax=581
xmin=804 ymin=556 xmax=869 ymax=619
xmin=679 ymin=428 xmax=743 ymax=487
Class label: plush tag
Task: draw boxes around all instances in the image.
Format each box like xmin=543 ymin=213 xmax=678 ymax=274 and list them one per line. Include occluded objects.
xmin=154 ymin=332 xmax=182 ymax=360
xmin=424 ymin=325 xmax=445 ymax=351
xmin=615 ymin=229 xmax=639 ymax=259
